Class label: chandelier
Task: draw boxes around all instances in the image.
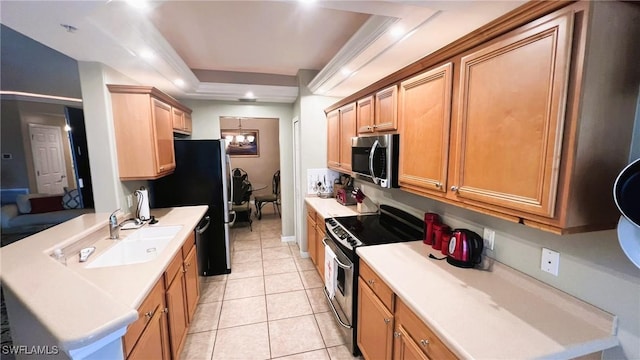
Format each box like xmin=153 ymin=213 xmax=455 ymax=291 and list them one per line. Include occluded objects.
xmin=225 ymin=117 xmax=255 ymax=145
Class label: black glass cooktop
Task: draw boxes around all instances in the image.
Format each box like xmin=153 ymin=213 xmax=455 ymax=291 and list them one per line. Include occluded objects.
xmin=332 ymin=205 xmax=424 ymax=247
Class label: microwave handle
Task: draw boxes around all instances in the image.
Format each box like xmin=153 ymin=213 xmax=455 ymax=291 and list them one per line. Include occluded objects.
xmin=369 ymin=139 xmax=380 ymax=185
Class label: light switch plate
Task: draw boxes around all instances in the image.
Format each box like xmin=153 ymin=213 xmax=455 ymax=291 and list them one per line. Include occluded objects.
xmin=541 ymin=248 xmax=560 ymax=276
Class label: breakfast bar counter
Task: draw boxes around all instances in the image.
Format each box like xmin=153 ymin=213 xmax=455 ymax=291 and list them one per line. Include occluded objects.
xmin=357 ymin=241 xmax=618 ymax=359
xmin=0 ymin=206 xmax=207 ymax=359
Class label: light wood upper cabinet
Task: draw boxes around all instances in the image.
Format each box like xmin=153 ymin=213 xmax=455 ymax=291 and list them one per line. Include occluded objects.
xmin=109 ymin=85 xmax=193 ymax=180
xmin=172 ymin=106 xmax=193 ymax=135
xmin=398 ymin=63 xmax=453 ymax=196
xmin=449 ymin=12 xmax=573 ymax=218
xmin=357 ymin=96 xmax=375 ymax=134
xmin=327 ymin=109 xmax=341 ymax=170
xmin=327 ymin=103 xmax=357 ymax=173
xmin=339 ymin=103 xmax=356 ymax=173
xmin=374 ymin=85 xmax=398 ymax=132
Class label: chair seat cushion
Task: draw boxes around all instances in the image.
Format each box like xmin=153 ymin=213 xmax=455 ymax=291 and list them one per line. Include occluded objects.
xmin=255 ymin=194 xmax=278 ymax=202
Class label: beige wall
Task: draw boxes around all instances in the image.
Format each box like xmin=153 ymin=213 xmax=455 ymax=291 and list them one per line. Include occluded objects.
xmin=220 ymin=117 xmax=280 ymax=198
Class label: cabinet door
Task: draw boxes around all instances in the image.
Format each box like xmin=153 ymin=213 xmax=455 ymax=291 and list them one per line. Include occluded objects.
xmin=357 ymin=96 xmax=375 ymax=134
xmin=151 ymin=98 xmax=176 ymax=175
xmin=452 ymin=13 xmax=573 ymax=217
xmin=184 ymin=245 xmax=199 ymax=323
xmin=327 ymin=109 xmax=341 ymax=170
xmin=166 ymin=271 xmax=188 ymax=359
xmin=172 ymin=107 xmax=185 ymax=131
xmin=306 ymin=213 xmax=317 ymax=265
xmin=398 ymin=63 xmax=453 ymax=196
xmin=339 ymin=103 xmax=356 ymax=173
xmin=184 ymin=112 xmax=193 ymax=134
xmin=315 ymin=225 xmax=325 ymax=278
xmin=393 ymin=326 xmax=429 ymax=360
xmin=375 ymin=85 xmax=398 ymax=132
xmin=127 ymin=305 xmax=169 ymax=360
xmin=358 ymin=278 xmax=394 ymax=360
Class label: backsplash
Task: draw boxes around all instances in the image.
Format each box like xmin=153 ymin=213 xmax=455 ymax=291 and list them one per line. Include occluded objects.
xmin=306 ymin=168 xmax=339 ymax=195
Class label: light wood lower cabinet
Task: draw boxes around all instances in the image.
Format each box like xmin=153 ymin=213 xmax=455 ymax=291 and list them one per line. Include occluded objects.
xmin=358 ymin=260 xmax=457 ymax=360
xmin=123 ymin=278 xmax=170 ymax=360
xmin=183 ymin=237 xmax=200 ymax=322
xmin=358 ymin=277 xmax=394 ymax=360
xmin=166 ymin=251 xmax=188 ymax=360
xmin=306 ymin=208 xmax=318 ymax=266
xmin=123 ymin=231 xmax=199 ymax=360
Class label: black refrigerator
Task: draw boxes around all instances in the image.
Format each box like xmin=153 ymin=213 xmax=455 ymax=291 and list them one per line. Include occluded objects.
xmin=150 ymin=139 xmax=232 ymax=276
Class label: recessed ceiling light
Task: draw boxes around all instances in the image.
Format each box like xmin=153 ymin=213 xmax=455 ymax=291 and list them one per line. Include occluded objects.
xmin=139 ymin=50 xmax=155 ymax=60
xmin=299 ymin=0 xmax=316 ymax=4
xmin=126 ymin=0 xmax=149 ymax=9
xmin=390 ymin=25 xmax=405 ymax=38
xmin=340 ymin=67 xmax=353 ymax=76
xmin=245 ymin=91 xmax=255 ymax=98
xmin=174 ymin=79 xmax=185 ymax=87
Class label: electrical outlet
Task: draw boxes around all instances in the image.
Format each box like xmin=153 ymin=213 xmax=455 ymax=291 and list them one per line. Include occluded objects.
xmin=483 ymin=228 xmax=495 ymax=251
xmin=127 ymin=194 xmax=133 ymax=208
xmin=541 ymin=248 xmax=560 ymax=276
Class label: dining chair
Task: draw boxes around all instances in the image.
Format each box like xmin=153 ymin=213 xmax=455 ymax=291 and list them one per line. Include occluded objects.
xmin=255 ymin=170 xmax=280 ymax=220
xmin=231 ymin=168 xmax=253 ymax=230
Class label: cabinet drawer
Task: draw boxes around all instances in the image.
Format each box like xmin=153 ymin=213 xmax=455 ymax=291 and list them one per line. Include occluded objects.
xmin=165 ymin=251 xmax=184 ymax=288
xmin=396 ymin=298 xmax=457 ymax=360
xmin=359 ymin=260 xmax=394 ymax=311
xmin=123 ymin=279 xmax=165 ymax=357
xmin=181 ymin=232 xmax=196 ymax=259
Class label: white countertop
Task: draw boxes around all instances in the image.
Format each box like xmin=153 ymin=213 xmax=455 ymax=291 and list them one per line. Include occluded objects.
xmin=0 ymin=206 xmax=207 ymax=352
xmin=357 ymin=241 xmax=618 ymax=359
xmin=305 ymin=196 xmax=359 ymax=218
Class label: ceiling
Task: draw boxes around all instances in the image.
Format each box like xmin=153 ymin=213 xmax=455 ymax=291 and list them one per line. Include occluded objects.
xmin=0 ymin=0 xmax=525 ymax=103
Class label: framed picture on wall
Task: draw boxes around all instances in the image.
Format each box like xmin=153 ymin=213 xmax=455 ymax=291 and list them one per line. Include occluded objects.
xmin=222 ymin=129 xmax=260 ymax=157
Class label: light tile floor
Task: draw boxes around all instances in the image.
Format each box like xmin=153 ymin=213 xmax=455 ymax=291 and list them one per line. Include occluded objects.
xmin=180 ymin=208 xmax=360 ymax=360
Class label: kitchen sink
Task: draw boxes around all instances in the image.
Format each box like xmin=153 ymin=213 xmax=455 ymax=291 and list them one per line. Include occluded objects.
xmin=86 ymin=225 xmax=183 ymax=269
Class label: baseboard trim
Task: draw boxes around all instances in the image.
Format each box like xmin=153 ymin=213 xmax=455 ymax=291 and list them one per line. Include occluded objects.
xmin=281 ymin=235 xmax=295 ymax=243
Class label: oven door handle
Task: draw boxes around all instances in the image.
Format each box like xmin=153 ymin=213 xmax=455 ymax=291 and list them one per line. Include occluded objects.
xmin=323 ymin=287 xmax=353 ymax=329
xmin=322 ymin=238 xmax=352 ymax=269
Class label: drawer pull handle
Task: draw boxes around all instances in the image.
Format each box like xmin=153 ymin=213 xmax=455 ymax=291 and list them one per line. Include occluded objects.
xmin=384 ymin=318 xmax=391 ymax=324
xmin=394 ymin=331 xmax=401 ymax=338
xmin=367 ymin=279 xmax=375 ymax=285
xmin=450 ymin=186 xmax=458 ymax=192
xmin=420 ymin=339 xmax=429 ymax=347
xmin=145 ymin=311 xmax=153 ymax=319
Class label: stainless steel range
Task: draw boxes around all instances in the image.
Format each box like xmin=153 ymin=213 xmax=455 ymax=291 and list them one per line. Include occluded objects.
xmin=322 ymin=205 xmax=424 ymax=356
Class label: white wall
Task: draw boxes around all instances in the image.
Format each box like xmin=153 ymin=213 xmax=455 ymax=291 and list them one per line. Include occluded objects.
xmin=181 ymin=99 xmax=294 ymax=237
xmin=77 ymin=62 xmax=145 ymax=214
xmin=295 ymin=69 xmax=341 ymax=252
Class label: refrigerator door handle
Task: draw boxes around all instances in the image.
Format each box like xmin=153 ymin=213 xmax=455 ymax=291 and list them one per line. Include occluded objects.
xmin=196 ymin=216 xmax=211 ymax=235
xmin=227 ymin=210 xmax=236 ymax=227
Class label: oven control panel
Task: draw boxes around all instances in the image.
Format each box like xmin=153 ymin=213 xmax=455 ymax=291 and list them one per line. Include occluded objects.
xmin=326 ymin=218 xmax=362 ymax=251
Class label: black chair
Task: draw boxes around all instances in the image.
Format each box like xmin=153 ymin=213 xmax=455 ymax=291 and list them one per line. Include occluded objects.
xmin=231 ymin=168 xmax=253 ymax=231
xmin=255 ymin=170 xmax=280 ymax=220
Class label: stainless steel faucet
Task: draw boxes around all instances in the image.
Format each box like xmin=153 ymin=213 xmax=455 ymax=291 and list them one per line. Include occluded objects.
xmin=109 ymin=209 xmax=120 ymax=239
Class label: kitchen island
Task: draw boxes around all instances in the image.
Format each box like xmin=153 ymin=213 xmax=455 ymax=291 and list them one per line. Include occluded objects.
xmin=357 ymin=241 xmax=617 ymax=359
xmin=0 ymin=206 xmax=207 ymax=359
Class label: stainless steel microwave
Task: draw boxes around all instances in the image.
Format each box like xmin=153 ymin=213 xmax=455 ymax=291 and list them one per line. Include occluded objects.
xmin=351 ymin=134 xmax=399 ymax=188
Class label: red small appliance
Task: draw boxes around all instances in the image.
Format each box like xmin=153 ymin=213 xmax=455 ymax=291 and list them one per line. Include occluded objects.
xmin=423 ymin=213 xmax=440 ymax=245
xmin=432 ymin=223 xmax=450 ymax=250
xmin=447 ymin=229 xmax=483 ymax=268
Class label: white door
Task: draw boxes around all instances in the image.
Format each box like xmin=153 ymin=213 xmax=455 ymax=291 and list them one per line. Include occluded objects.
xmin=29 ymin=124 xmax=68 ymax=194
xmin=293 ymin=118 xmax=302 ymax=249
